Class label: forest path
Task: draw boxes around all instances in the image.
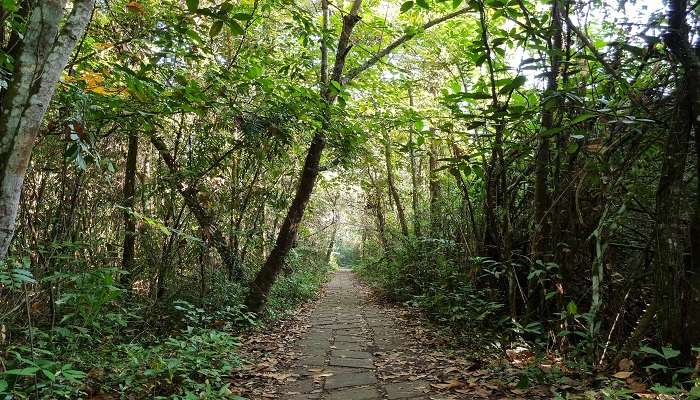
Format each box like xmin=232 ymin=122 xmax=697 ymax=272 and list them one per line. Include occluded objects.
xmin=278 ymin=270 xmax=448 ymax=400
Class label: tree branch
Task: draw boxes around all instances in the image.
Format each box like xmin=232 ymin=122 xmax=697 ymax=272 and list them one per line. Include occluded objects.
xmin=343 ymin=7 xmax=470 ymax=83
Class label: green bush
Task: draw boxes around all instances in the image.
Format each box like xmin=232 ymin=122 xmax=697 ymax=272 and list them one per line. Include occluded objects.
xmin=356 ymin=238 xmax=504 ymax=333
xmin=0 ymin=328 xmax=242 ymax=399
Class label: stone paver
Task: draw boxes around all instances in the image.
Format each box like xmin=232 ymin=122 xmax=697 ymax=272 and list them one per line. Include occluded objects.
xmin=331 ymin=349 xmax=372 ymax=359
xmin=329 ymin=356 xmax=374 ymax=369
xmin=327 ymin=386 xmax=381 ymax=400
xmin=279 ymin=270 xmax=437 ymax=399
xmin=325 ymin=371 xmax=378 ymax=390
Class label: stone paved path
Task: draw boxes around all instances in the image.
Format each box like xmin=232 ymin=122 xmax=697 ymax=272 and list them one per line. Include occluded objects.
xmin=281 ymin=271 xmax=431 ymax=400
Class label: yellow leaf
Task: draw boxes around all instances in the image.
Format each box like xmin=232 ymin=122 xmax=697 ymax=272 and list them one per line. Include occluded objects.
xmin=126 ymin=1 xmax=144 ymax=12
xmin=430 ymin=380 xmax=463 ymax=390
xmin=613 ymin=371 xmax=633 ymax=379
xmin=89 ymin=86 xmax=110 ymax=96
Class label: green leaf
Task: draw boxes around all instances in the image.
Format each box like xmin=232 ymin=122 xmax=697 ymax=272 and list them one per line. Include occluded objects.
xmin=186 ymin=0 xmax=199 ymax=11
xmin=566 ymin=142 xmax=579 ymax=154
xmin=661 ymin=347 xmax=680 ymax=360
xmin=42 ymin=369 xmax=56 ymax=381
xmin=1 ymin=0 xmax=18 ymax=12
xmin=651 ymin=383 xmax=682 ymax=394
xmin=639 ymin=345 xmax=664 ymax=358
xmin=210 ymin=20 xmax=224 ymax=37
xmin=569 ymin=112 xmax=597 ymax=125
xmin=474 ymin=53 xmax=487 ymax=66
xmin=246 ymin=65 xmax=263 ymax=79
xmin=0 ymin=380 xmax=8 ymax=392
xmin=499 ymin=75 xmax=526 ymax=94
xmin=62 ymin=369 xmax=86 ymax=382
xmin=516 ymin=374 xmax=529 ymax=389
xmin=4 ymin=367 xmax=40 ymax=376
xmin=232 ymin=12 xmax=252 ymax=21
xmin=416 ymin=0 xmax=429 ymax=9
xmin=400 ymin=1 xmax=414 ymax=12
xmin=414 ymin=120 xmax=425 ymax=131
xmin=452 ymin=0 xmax=463 ymax=7
xmin=330 ymin=80 xmax=342 ymax=93
xmin=539 ymin=126 xmax=564 ymax=138
xmin=228 ymin=20 xmax=245 ymax=35
xmin=566 ymin=301 xmax=577 ymax=315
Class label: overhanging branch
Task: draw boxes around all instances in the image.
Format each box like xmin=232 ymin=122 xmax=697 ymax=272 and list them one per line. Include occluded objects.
xmin=343 ymin=7 xmax=471 ymax=83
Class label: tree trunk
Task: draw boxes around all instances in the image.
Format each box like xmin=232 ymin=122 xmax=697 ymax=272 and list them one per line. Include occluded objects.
xmin=449 ymin=143 xmax=477 ymax=248
xmin=244 ymin=0 xmax=467 ymax=313
xmin=653 ymin=93 xmax=690 ymax=354
xmin=0 ymin=0 xmax=95 ymax=259
xmin=325 ymin=218 xmax=338 ymax=264
xmin=367 ymin=168 xmax=389 ymax=251
xmin=244 ymin=0 xmax=363 ymax=313
xmin=149 ymin=132 xmax=243 ymax=281
xmin=245 ymin=133 xmax=327 ymax=312
xmin=384 ymin=132 xmax=409 ymax=237
xmin=121 ymin=132 xmax=138 ymax=287
xmin=528 ymin=0 xmax=563 ymax=319
xmin=531 ymin=0 xmax=562 ymax=261
xmin=408 ymin=87 xmax=422 ymax=237
xmin=428 ymin=139 xmax=441 ymax=236
xmin=478 ymin=0 xmax=504 ymax=261
xmin=659 ymin=0 xmax=700 ymax=359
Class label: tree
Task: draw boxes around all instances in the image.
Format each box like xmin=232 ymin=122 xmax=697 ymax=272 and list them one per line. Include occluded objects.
xmin=245 ymin=2 xmax=470 ymax=313
xmin=0 ymin=0 xmax=95 ymax=259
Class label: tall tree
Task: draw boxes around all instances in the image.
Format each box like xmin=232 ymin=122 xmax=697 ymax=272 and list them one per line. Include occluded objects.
xmin=383 ymin=131 xmax=409 ymax=236
xmin=245 ymin=3 xmax=470 ymax=313
xmin=120 ymin=132 xmax=138 ymax=287
xmin=0 ymin=0 xmax=95 ymax=259
xmin=656 ymin=0 xmax=700 ymax=359
xmin=407 ymin=87 xmax=422 ymax=237
xmin=531 ymin=0 xmax=562 ymax=260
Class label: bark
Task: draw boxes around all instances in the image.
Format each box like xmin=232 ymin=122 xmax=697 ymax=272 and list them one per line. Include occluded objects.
xmin=428 ymin=139 xmax=441 ymax=236
xmin=367 ymin=170 xmax=389 ymax=251
xmin=0 ymin=0 xmax=95 ymax=259
xmin=478 ymin=0 xmax=504 ymax=260
xmin=449 ymin=143 xmax=477 ymax=246
xmin=532 ymin=0 xmax=562 ymax=260
xmin=121 ymin=132 xmax=138 ymax=287
xmin=149 ymin=132 xmax=243 ymax=281
xmin=658 ymin=0 xmax=700 ymax=358
xmin=325 ymin=218 xmax=338 ymax=264
xmin=245 ymin=133 xmax=328 ymax=312
xmin=383 ymin=132 xmax=409 ymax=237
xmin=408 ymin=87 xmax=422 ymax=237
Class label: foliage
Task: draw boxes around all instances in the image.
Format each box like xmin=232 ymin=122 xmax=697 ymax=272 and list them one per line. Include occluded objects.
xmin=356 ymin=238 xmax=504 ymax=335
xmin=1 ymin=0 xmax=699 ymax=397
xmin=0 ymin=327 xmax=241 ymax=399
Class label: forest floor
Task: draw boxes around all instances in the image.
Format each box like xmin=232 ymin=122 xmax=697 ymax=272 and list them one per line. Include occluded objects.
xmin=229 ymin=270 xmax=566 ymax=400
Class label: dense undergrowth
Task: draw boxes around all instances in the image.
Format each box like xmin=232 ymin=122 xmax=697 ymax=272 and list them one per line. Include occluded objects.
xmin=0 ymin=247 xmax=329 ymax=399
xmin=355 ymin=238 xmax=700 ymax=399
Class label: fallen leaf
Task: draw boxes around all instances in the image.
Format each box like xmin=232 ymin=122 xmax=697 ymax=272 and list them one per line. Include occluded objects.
xmin=618 ymin=358 xmax=634 ymax=371
xmin=612 ymin=371 xmax=633 ymax=379
xmin=126 ymin=1 xmax=144 ymax=12
xmin=431 ymin=380 xmax=464 ymax=390
xmin=627 ymin=379 xmax=647 ymax=393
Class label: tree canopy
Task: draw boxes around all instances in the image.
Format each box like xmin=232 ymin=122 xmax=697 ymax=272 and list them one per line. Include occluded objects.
xmin=1 ymin=0 xmax=700 ymax=398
